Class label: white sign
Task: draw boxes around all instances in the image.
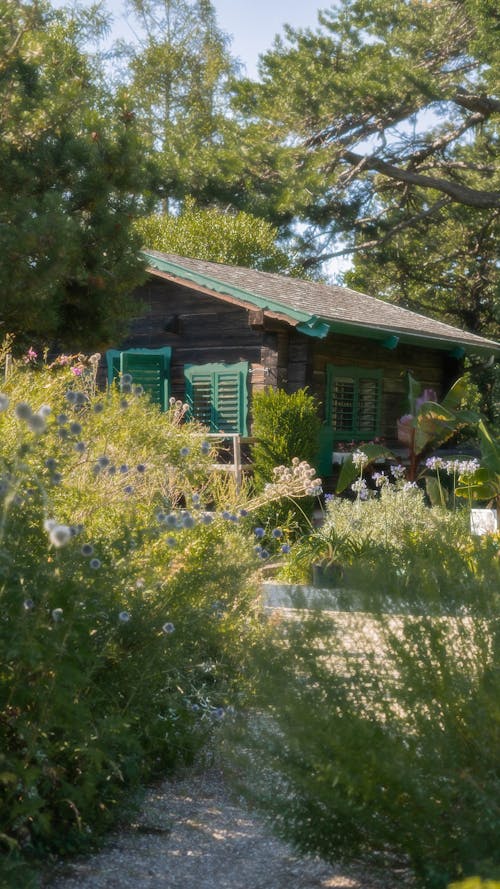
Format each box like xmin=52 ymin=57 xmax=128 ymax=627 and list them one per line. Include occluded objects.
xmin=470 ymin=509 xmax=498 ymax=535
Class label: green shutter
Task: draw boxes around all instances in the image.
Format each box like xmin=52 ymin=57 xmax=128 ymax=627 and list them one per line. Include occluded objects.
xmin=106 ymin=348 xmax=171 ymax=411
xmin=184 ymin=362 xmax=248 ymax=434
xmin=326 ymin=365 xmax=382 ymax=441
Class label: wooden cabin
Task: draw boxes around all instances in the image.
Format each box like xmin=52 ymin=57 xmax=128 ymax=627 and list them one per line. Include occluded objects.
xmin=106 ymin=250 xmax=500 ymax=473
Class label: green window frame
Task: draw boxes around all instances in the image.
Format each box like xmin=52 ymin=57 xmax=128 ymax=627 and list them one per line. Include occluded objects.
xmin=326 ymin=365 xmax=382 ymax=441
xmin=106 ymin=347 xmax=171 ymax=411
xmin=184 ymin=361 xmax=248 ymax=435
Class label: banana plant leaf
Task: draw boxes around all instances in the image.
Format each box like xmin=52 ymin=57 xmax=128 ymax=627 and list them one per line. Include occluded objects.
xmin=335 ymin=443 xmax=395 ymax=493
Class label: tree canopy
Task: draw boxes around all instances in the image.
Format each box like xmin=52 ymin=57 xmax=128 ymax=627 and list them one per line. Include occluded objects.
xmin=227 ymin=0 xmax=500 ymax=266
xmin=0 ymin=0 xmax=155 ymax=350
xmin=122 ymin=0 xmax=238 ymax=206
xmin=136 ymin=200 xmax=303 ymax=274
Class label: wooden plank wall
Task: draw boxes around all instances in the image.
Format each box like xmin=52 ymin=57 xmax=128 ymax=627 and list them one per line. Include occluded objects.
xmin=120 ymin=280 xmax=266 ymax=400
xmin=306 ymin=332 xmax=458 ymax=442
xmin=110 ymin=276 xmax=461 ymax=445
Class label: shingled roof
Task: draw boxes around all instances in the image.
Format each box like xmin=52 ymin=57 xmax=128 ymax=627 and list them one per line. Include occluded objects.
xmin=141 ymin=250 xmax=500 ymax=356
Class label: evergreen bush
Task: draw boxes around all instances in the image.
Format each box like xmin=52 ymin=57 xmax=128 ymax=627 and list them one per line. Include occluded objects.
xmin=250 ymin=387 xmax=322 ymax=534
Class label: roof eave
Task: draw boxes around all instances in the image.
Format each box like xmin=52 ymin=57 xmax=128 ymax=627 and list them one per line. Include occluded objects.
xmin=323 ymin=319 xmax=500 ymax=356
xmin=141 ymin=250 xmax=500 ymax=355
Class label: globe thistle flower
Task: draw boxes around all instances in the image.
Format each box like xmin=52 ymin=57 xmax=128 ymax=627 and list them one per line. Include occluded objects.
xmin=48 ymin=524 xmax=72 ymax=548
xmin=81 ymin=543 xmax=94 ymax=556
xmin=254 ymin=527 xmax=265 ymax=539
xmin=69 ymin=422 xmax=82 ymax=435
xmin=162 ymin=622 xmax=175 ymax=634
xmin=123 ymin=485 xmax=134 ymax=495
xmin=271 ymin=528 xmax=283 ymax=539
xmin=281 ymin=544 xmax=291 ymax=554
xmin=0 ymin=393 xmax=9 ymax=412
xmin=51 ymin=608 xmax=63 ymax=622
xmin=57 ymin=413 xmax=68 ymax=425
xmin=45 ymin=458 xmax=58 ymax=471
xmin=180 ymin=446 xmax=190 ymax=457
xmin=136 ymin=463 xmax=146 ymax=474
xmin=15 ymin=402 xmax=32 ymax=420
xmin=118 ymin=611 xmax=131 ymax=623
xmin=26 ymin=414 xmax=47 ymax=434
xmin=89 ymin=558 xmax=101 ymax=570
xmin=200 ymin=441 xmax=210 ymax=455
xmin=93 ymin=402 xmax=104 ymax=413
xmin=23 ymin=599 xmax=35 ymax=610
xmin=119 ymin=464 xmax=129 ymax=474
xmin=164 ymin=513 xmax=177 ymax=528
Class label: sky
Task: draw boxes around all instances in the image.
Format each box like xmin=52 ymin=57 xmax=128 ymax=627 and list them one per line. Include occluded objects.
xmin=98 ymin=0 xmax=325 ymax=78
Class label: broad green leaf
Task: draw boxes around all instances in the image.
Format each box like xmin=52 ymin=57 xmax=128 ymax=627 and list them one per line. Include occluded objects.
xmin=414 ymin=402 xmax=458 ymax=454
xmin=336 ymin=444 xmax=395 ymax=493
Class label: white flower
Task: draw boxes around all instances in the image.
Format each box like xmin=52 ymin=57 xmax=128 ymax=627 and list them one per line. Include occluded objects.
xmin=48 ymin=524 xmax=72 ymax=548
xmin=52 ymin=608 xmax=63 ymax=622
xmin=352 ymin=450 xmax=368 ymax=469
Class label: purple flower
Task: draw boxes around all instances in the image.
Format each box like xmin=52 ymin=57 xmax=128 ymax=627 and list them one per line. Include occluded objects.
xmin=415 ymin=388 xmax=438 ymax=411
xmin=254 ymin=527 xmax=265 ymax=539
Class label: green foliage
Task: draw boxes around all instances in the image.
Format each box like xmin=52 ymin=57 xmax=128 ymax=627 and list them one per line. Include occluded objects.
xmin=251 ymin=388 xmax=322 ymax=486
xmin=225 ymin=494 xmax=500 ymax=888
xmin=250 ymin=388 xmax=322 ymax=532
xmin=456 ymin=420 xmax=500 ymax=507
xmin=0 ymin=358 xmax=268 ymax=883
xmin=123 ymin=0 xmax=238 ymax=206
xmin=219 ymin=0 xmax=500 ymax=300
xmin=135 ymin=200 xmax=300 ymax=273
xmin=0 ymin=1 xmax=155 ymax=350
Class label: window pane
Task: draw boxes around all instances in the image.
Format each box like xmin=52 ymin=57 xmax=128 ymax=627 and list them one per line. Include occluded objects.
xmin=331 ymin=377 xmax=355 ymax=431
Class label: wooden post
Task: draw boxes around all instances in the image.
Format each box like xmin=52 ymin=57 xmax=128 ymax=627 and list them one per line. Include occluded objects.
xmin=233 ymin=434 xmax=242 ymax=489
xmin=4 ymin=352 xmax=12 ymax=382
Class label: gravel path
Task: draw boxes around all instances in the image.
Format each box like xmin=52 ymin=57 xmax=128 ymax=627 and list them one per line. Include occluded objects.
xmin=46 ymin=764 xmax=415 ymax=889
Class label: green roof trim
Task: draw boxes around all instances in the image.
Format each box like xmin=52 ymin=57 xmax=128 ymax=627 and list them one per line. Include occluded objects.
xmin=140 ymin=250 xmax=500 ymax=356
xmin=141 ymin=250 xmax=327 ymax=337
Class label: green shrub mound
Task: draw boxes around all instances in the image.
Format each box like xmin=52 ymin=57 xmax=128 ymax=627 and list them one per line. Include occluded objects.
xmin=0 ymin=358 xmax=268 ymax=885
xmin=225 ymin=495 xmax=500 ymax=889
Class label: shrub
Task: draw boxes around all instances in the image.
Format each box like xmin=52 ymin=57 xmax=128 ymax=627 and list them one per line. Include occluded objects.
xmin=0 ymin=358 xmax=270 ymax=884
xmin=225 ymin=500 xmax=500 ymax=888
xmin=250 ymin=387 xmax=322 ymax=533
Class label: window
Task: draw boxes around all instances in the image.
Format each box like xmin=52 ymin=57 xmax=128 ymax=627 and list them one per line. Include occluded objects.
xmin=326 ymin=365 xmax=382 ymax=441
xmin=106 ymin=348 xmax=171 ymax=411
xmin=184 ymin=362 xmax=248 ymax=435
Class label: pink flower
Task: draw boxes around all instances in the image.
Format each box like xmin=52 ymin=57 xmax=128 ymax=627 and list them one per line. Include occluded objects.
xmin=71 ymin=366 xmax=84 ymax=376
xmin=415 ymin=389 xmax=438 ymax=411
xmin=23 ymin=347 xmax=38 ymax=364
